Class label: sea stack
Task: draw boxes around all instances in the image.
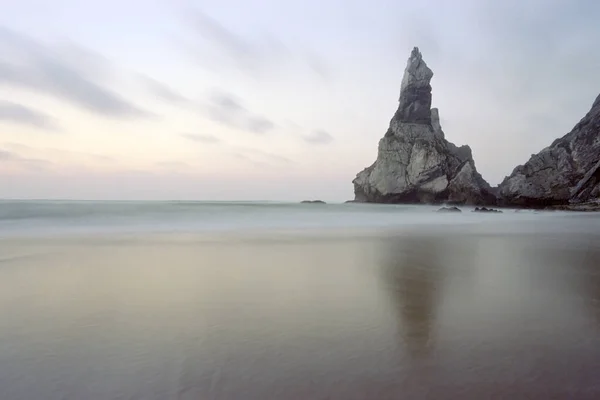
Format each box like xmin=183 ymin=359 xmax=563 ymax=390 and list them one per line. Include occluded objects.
xmin=352 ymin=47 xmax=495 ymax=205
xmin=499 ymin=94 xmax=600 ymax=207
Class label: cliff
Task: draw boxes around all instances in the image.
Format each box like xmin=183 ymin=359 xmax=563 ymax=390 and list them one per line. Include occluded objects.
xmin=499 ymin=94 xmax=600 ymax=207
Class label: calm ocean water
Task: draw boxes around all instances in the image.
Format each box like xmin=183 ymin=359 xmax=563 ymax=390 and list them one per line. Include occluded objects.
xmin=1 ymin=201 xmax=599 ymax=399
xmin=1 ymin=199 xmax=597 ymax=237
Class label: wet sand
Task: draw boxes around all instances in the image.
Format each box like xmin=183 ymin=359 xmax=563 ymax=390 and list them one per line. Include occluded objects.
xmin=1 ymin=228 xmax=600 ymax=399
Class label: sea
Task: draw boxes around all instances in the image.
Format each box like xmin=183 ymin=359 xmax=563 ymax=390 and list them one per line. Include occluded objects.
xmin=1 ymin=199 xmax=598 ymax=237
xmin=1 ymin=200 xmax=599 ymax=399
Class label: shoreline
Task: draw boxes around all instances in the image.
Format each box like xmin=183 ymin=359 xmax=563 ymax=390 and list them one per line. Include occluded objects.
xmin=1 ymin=201 xmax=598 ymax=242
xmin=346 ymin=200 xmax=600 ymax=212
xmin=2 ymin=198 xmax=598 ymax=211
xmin=2 ymin=215 xmax=598 ymax=244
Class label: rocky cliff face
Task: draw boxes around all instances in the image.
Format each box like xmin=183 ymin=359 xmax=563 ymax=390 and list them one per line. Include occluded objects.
xmin=353 ymin=47 xmax=495 ymax=205
xmin=498 ymin=94 xmax=600 ymax=207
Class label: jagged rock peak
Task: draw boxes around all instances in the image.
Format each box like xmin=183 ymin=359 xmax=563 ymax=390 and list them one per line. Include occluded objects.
xmin=593 ymin=93 xmax=600 ymax=108
xmin=352 ymin=47 xmax=496 ymax=206
xmin=400 ymin=47 xmax=433 ymax=91
xmin=396 ymin=47 xmax=434 ymax=125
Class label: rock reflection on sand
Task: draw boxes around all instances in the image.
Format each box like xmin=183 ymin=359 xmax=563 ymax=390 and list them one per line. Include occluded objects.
xmin=381 ymin=236 xmax=444 ymax=360
xmin=1 ymin=227 xmax=600 ymax=400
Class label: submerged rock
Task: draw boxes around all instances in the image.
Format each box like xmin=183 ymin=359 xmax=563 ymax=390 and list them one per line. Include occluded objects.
xmin=548 ymin=201 xmax=600 ymax=212
xmin=437 ymin=206 xmax=461 ymax=213
xmin=499 ymin=94 xmax=600 ymax=207
xmin=473 ymin=207 xmax=503 ymax=213
xmin=353 ymin=47 xmax=495 ymax=205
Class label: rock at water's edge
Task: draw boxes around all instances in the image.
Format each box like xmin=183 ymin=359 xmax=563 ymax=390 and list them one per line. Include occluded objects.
xmin=301 ymin=200 xmax=326 ymax=204
xmin=473 ymin=207 xmax=503 ymax=213
xmin=498 ymin=93 xmax=600 ymax=207
xmin=352 ymin=47 xmax=495 ymax=206
xmin=548 ymin=201 xmax=600 ymax=212
xmin=437 ymin=206 xmax=461 ymax=213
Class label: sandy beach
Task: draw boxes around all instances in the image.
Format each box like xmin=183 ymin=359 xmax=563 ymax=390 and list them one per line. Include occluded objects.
xmin=1 ymin=212 xmax=600 ymax=399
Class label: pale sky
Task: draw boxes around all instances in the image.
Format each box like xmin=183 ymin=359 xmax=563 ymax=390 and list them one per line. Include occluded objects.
xmin=1 ymin=0 xmax=599 ymax=201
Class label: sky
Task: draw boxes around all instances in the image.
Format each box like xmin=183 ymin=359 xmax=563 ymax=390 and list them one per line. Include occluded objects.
xmin=1 ymin=0 xmax=599 ymax=201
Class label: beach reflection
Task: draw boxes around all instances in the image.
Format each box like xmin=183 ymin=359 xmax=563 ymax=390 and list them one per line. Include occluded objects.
xmin=380 ymin=236 xmax=445 ymax=360
xmin=1 ymin=229 xmax=600 ymax=399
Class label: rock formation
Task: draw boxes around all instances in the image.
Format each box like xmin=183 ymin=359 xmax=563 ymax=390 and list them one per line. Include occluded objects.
xmin=437 ymin=207 xmax=461 ymax=213
xmin=353 ymin=47 xmax=496 ymax=205
xmin=473 ymin=207 xmax=503 ymax=213
xmin=499 ymin=94 xmax=600 ymax=207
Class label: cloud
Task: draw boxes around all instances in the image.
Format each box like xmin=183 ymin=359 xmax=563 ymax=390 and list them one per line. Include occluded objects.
xmin=203 ymin=89 xmax=275 ymax=135
xmin=2 ymin=142 xmax=114 ymax=165
xmin=0 ymin=148 xmax=52 ymax=170
xmin=53 ymin=41 xmax=115 ymax=80
xmin=304 ymin=51 xmax=332 ymax=80
xmin=303 ymin=129 xmax=334 ymax=145
xmin=249 ymin=149 xmax=293 ymax=165
xmin=45 ymin=147 xmax=114 ymax=163
xmin=208 ymin=90 xmax=245 ymax=115
xmin=231 ymin=146 xmax=294 ymax=166
xmin=180 ymin=133 xmax=220 ymax=143
xmin=245 ymin=116 xmax=275 ymax=135
xmin=188 ymin=10 xmax=255 ymax=63
xmin=0 ymin=26 xmax=150 ymax=118
xmin=155 ymin=161 xmax=192 ymax=170
xmin=140 ymin=75 xmax=189 ymax=104
xmin=231 ymin=152 xmax=270 ymax=168
xmin=182 ymin=8 xmax=332 ymax=81
xmin=1 ymin=142 xmax=35 ymax=154
xmin=185 ymin=9 xmax=279 ymax=73
xmin=285 ymin=122 xmax=334 ymax=145
xmin=0 ymin=149 xmax=16 ymax=161
xmin=0 ymin=100 xmax=58 ymax=130
xmin=228 ymin=146 xmax=294 ymax=169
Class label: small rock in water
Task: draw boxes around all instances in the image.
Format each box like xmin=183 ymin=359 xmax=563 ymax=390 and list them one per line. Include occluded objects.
xmin=301 ymin=200 xmax=326 ymax=204
xmin=473 ymin=207 xmax=503 ymax=213
xmin=437 ymin=206 xmax=462 ymax=213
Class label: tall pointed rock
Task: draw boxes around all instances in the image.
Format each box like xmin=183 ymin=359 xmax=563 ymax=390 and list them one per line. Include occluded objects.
xmin=396 ymin=47 xmax=434 ymax=124
xmin=352 ymin=47 xmax=495 ymax=205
